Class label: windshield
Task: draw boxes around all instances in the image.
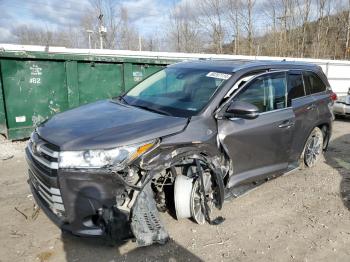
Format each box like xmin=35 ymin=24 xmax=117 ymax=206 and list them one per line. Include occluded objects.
xmin=123 ymin=67 xmax=231 ymax=117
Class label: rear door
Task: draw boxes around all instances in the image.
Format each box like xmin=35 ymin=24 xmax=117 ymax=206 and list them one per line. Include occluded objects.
xmin=287 ymin=71 xmax=318 ymax=163
xmin=218 ymin=72 xmax=295 ymax=187
xmin=303 ymin=71 xmax=332 ymax=122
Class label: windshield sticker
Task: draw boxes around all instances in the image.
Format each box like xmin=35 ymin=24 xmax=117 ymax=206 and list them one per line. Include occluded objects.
xmin=206 ymin=72 xmax=231 ymax=80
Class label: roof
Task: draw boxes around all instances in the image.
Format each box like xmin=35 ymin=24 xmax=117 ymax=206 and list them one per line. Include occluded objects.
xmin=169 ymin=59 xmax=320 ymax=73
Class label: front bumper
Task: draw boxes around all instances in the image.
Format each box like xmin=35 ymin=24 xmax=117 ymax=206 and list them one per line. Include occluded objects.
xmin=333 ymin=102 xmax=350 ymax=115
xmin=26 ymin=147 xmax=131 ymax=239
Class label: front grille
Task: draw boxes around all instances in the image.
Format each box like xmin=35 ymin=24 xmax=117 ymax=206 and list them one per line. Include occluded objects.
xmin=27 ymin=132 xmax=65 ymax=216
xmin=27 ymin=133 xmax=59 ymax=171
xmin=29 ymin=169 xmax=65 ymax=216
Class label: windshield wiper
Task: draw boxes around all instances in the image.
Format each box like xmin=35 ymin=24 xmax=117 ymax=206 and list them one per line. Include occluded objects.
xmin=133 ymin=105 xmax=172 ymax=116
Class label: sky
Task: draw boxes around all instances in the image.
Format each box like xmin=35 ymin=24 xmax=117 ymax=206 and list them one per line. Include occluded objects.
xmin=0 ymin=0 xmax=176 ymax=42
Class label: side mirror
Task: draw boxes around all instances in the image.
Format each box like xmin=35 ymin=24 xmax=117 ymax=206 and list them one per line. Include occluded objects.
xmin=224 ymin=101 xmax=259 ymax=119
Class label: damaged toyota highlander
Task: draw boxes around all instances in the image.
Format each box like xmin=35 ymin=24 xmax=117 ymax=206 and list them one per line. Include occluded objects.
xmin=26 ymin=60 xmax=335 ymax=246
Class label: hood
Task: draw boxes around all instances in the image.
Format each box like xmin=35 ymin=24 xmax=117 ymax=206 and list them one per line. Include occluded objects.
xmin=37 ymin=100 xmax=188 ymax=151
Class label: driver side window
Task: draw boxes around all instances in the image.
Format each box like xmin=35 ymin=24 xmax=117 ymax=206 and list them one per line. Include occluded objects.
xmin=233 ymin=72 xmax=287 ymax=113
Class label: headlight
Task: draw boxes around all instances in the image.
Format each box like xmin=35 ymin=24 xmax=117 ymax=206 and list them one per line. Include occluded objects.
xmin=58 ymin=140 xmax=157 ymax=169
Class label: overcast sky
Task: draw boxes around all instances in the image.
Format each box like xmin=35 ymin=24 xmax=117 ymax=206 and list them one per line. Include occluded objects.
xmin=0 ymin=0 xmax=175 ymax=42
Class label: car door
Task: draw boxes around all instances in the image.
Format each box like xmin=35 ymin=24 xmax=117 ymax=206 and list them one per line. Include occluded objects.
xmin=287 ymin=71 xmax=319 ymax=164
xmin=217 ymin=71 xmax=295 ymax=187
xmin=304 ymin=70 xmax=332 ymax=123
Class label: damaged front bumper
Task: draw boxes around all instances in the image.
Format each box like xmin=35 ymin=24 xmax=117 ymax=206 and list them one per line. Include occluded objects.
xmin=26 ymin=147 xmax=169 ymax=246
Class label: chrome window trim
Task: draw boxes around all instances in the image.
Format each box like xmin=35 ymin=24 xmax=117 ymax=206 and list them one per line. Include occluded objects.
xmin=259 ymin=106 xmax=293 ymax=116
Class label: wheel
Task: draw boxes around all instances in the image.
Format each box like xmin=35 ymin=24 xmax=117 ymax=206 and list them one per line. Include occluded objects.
xmin=174 ymin=165 xmax=214 ymax=224
xmin=302 ymin=127 xmax=324 ymax=168
xmin=190 ymin=171 xmax=214 ymax=224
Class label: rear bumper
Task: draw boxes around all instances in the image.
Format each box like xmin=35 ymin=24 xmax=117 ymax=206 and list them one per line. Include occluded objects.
xmin=333 ymin=102 xmax=350 ymax=115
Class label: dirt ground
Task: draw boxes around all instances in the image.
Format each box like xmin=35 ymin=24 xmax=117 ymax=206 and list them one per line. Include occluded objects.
xmin=0 ymin=119 xmax=349 ymax=262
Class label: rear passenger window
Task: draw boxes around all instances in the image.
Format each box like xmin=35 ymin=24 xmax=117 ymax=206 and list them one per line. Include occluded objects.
xmin=287 ymin=73 xmax=305 ymax=101
xmin=303 ymin=72 xmax=327 ymax=94
xmin=233 ymin=72 xmax=287 ymax=113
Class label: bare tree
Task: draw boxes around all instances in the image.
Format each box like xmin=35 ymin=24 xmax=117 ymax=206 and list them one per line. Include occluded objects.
xmin=261 ymin=0 xmax=282 ymax=56
xmin=313 ymin=0 xmax=328 ymax=58
xmin=13 ymin=25 xmax=82 ymax=48
xmin=345 ymin=0 xmax=350 ymax=59
xmin=296 ymin=0 xmax=311 ymax=57
xmin=198 ymin=0 xmax=226 ymax=54
xmin=240 ymin=0 xmax=255 ymax=55
xmin=226 ymin=0 xmax=242 ymax=55
xmin=9 ymin=0 xmax=350 ymax=60
xmin=168 ymin=1 xmax=202 ymax=52
xmin=118 ymin=7 xmax=139 ymax=50
xmin=82 ymin=0 xmax=120 ymax=49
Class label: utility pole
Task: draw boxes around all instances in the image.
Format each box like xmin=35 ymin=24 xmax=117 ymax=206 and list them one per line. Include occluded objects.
xmin=86 ymin=30 xmax=93 ymax=49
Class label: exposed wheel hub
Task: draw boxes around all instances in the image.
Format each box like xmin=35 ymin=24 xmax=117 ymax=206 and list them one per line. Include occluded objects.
xmin=174 ymin=165 xmax=214 ymax=224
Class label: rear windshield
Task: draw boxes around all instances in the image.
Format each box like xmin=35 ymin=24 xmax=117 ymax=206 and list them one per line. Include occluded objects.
xmin=123 ymin=67 xmax=231 ymax=117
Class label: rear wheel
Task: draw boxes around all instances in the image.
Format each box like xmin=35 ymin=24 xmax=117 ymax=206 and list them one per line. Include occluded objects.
xmin=302 ymin=127 xmax=324 ymax=168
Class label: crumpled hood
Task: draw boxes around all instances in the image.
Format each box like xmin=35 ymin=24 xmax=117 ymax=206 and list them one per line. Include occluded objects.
xmin=37 ymin=100 xmax=188 ymax=151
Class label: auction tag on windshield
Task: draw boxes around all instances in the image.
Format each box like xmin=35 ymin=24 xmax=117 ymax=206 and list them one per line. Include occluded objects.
xmin=206 ymin=72 xmax=231 ymax=80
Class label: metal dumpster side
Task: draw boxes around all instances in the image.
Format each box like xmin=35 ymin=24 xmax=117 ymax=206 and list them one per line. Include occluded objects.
xmin=0 ymin=66 xmax=6 ymax=136
xmin=0 ymin=50 xmax=172 ymax=140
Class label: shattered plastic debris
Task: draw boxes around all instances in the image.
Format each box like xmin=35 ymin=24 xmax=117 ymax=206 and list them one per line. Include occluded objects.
xmin=131 ymin=183 xmax=169 ymax=246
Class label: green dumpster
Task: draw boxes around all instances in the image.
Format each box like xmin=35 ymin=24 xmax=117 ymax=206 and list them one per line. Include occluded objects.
xmin=0 ymin=50 xmax=176 ymax=140
xmin=0 ymin=72 xmax=6 ymax=135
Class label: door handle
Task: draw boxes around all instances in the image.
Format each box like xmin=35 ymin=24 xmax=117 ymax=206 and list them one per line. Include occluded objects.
xmin=278 ymin=120 xmax=295 ymax=129
xmin=306 ymin=104 xmax=316 ymax=110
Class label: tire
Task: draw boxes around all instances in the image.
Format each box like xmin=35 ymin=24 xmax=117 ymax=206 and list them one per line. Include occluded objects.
xmin=301 ymin=127 xmax=324 ymax=168
xmin=334 ymin=114 xmax=345 ymax=119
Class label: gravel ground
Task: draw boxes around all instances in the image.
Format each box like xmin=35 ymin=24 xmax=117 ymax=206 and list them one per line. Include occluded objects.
xmin=0 ymin=119 xmax=349 ymax=262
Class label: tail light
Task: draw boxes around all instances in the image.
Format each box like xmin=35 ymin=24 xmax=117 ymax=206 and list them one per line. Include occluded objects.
xmin=330 ymin=91 xmax=337 ymax=101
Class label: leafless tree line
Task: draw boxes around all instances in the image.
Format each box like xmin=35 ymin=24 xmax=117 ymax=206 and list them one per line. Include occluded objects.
xmin=11 ymin=0 xmax=350 ymax=60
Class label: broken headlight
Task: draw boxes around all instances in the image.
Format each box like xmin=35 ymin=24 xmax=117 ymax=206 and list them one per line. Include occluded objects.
xmin=58 ymin=140 xmax=157 ymax=169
